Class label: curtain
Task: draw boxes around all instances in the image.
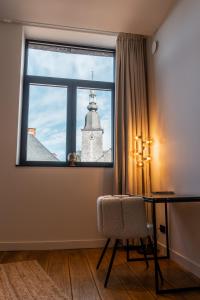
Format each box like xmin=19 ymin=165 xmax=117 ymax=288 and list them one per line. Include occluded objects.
xmin=113 ymin=33 xmax=151 ymax=195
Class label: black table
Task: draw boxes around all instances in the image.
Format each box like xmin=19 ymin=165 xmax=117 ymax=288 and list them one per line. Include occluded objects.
xmin=143 ymin=194 xmax=200 ymax=294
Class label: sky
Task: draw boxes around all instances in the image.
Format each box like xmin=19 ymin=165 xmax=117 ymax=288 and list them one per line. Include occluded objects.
xmin=27 ymin=47 xmax=114 ymax=161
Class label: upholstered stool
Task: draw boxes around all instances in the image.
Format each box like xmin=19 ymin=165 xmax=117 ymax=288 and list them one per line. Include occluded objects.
xmin=97 ymin=195 xmax=151 ymax=287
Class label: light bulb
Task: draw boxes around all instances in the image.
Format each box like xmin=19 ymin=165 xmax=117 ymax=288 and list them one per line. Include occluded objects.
xmin=146 ymin=156 xmax=151 ymax=161
xmin=135 ymin=135 xmax=142 ymax=140
xmin=146 ymin=138 xmax=153 ymax=144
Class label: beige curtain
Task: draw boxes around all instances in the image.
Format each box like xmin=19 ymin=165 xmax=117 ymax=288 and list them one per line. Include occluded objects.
xmin=113 ymin=33 xmax=151 ymax=195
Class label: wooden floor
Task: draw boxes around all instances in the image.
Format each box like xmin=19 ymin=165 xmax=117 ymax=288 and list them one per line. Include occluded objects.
xmin=0 ymin=248 xmax=200 ymax=300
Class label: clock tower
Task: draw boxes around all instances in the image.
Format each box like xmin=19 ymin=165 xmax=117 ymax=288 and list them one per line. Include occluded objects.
xmin=81 ymin=90 xmax=104 ymax=162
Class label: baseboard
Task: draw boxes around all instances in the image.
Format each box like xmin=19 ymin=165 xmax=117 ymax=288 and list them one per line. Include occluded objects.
xmin=158 ymin=242 xmax=200 ymax=279
xmin=0 ymin=239 xmax=106 ymax=251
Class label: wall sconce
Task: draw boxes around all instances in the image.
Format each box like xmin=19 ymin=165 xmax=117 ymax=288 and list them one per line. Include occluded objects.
xmin=134 ymin=136 xmax=153 ymax=167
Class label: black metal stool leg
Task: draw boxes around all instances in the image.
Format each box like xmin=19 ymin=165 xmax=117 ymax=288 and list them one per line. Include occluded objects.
xmin=126 ymin=239 xmax=130 ymax=261
xmin=148 ymin=235 xmax=154 ymax=248
xmin=96 ymin=238 xmax=111 ymax=269
xmin=104 ymin=239 xmax=119 ymax=288
xmin=140 ymin=238 xmax=149 ymax=269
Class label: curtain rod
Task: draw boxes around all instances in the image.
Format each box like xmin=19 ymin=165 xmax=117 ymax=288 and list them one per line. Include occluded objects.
xmin=0 ymin=18 xmax=118 ymax=37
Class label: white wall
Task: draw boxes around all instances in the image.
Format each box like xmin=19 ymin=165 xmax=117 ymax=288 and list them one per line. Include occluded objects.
xmin=148 ymin=0 xmax=200 ymax=277
xmin=0 ymin=23 xmax=113 ymax=250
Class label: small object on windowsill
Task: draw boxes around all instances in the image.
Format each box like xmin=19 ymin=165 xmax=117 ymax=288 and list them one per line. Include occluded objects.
xmin=68 ymin=152 xmax=78 ymax=166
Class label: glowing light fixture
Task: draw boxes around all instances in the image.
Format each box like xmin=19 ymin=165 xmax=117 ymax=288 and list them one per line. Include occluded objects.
xmin=134 ymin=136 xmax=153 ymax=167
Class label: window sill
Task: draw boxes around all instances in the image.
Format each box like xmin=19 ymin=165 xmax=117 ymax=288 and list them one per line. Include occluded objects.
xmin=16 ymin=162 xmax=113 ymax=168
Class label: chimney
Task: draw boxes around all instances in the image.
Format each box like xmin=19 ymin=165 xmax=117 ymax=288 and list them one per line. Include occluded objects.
xmin=28 ymin=128 xmax=36 ymax=136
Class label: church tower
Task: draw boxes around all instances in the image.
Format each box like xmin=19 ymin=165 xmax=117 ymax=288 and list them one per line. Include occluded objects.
xmin=81 ymin=90 xmax=104 ymax=162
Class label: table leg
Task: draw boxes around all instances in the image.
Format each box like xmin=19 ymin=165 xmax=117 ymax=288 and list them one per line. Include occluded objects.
xmin=152 ymin=202 xmax=159 ymax=293
xmin=165 ymin=202 xmax=170 ymax=258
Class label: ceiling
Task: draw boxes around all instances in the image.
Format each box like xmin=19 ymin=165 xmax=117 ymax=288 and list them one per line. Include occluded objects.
xmin=0 ymin=0 xmax=177 ymax=36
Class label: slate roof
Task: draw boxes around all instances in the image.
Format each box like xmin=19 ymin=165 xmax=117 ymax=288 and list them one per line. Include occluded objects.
xmin=27 ymin=133 xmax=59 ymax=161
xmin=96 ymin=148 xmax=112 ymax=162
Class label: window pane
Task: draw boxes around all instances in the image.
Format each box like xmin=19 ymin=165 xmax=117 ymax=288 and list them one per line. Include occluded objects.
xmin=27 ymin=44 xmax=114 ymax=82
xmin=76 ymin=88 xmax=112 ymax=162
xmin=27 ymin=85 xmax=67 ymax=162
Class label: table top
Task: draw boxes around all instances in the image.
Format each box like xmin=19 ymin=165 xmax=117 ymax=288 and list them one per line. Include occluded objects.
xmin=142 ymin=193 xmax=200 ymax=203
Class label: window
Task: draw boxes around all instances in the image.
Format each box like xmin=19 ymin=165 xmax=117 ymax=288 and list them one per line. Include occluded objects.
xmin=20 ymin=40 xmax=115 ymax=167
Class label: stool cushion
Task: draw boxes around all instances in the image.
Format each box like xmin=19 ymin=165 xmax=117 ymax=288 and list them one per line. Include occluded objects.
xmin=97 ymin=195 xmax=148 ymax=239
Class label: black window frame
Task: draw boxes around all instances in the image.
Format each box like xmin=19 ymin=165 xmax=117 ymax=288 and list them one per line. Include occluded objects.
xmin=19 ymin=39 xmax=115 ymax=167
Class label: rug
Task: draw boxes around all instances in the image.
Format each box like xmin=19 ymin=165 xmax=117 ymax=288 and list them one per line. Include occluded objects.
xmin=0 ymin=260 xmax=68 ymax=299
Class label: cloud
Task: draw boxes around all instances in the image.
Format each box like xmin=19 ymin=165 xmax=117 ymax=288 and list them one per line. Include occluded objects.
xmin=28 ymin=49 xmax=114 ymax=82
xmin=28 ymin=85 xmax=67 ymax=160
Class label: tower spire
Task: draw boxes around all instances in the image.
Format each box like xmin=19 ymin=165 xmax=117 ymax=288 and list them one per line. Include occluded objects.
xmin=88 ymin=70 xmax=97 ymax=111
xmin=81 ymin=71 xmax=104 ymax=162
